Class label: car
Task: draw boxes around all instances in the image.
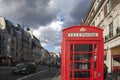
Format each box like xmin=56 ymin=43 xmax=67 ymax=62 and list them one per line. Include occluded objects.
xmin=12 ymin=62 xmax=37 ymax=74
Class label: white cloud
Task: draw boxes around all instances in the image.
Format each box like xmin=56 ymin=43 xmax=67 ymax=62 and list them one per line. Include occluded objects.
xmin=50 ymin=21 xmax=63 ymax=31
xmin=0 ymin=0 xmax=26 ymax=19
xmin=0 ymin=0 xmax=92 ymax=52
xmin=0 ymin=0 xmax=60 ymax=28
xmin=54 ymin=46 xmax=61 ymax=52
xmin=48 ymin=0 xmax=58 ymax=11
xmin=33 ymin=20 xmax=63 ymax=50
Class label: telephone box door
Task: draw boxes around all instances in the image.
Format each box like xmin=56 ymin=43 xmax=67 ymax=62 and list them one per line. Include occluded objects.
xmin=67 ymin=41 xmax=102 ymax=80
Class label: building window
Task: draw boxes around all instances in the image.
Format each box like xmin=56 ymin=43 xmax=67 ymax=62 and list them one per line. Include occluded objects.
xmin=98 ymin=14 xmax=100 ymax=23
xmin=104 ymin=4 xmax=107 ymax=16
xmin=107 ymin=0 xmax=112 ymax=13
xmin=101 ymin=10 xmax=104 ymax=20
xmin=95 ymin=2 xmax=98 ymax=11
xmin=116 ymin=27 xmax=120 ymax=34
xmin=111 ymin=0 xmax=118 ymax=8
xmin=95 ymin=17 xmax=99 ymax=26
xmin=109 ymin=22 xmax=113 ymax=38
xmin=104 ymin=55 xmax=107 ymax=60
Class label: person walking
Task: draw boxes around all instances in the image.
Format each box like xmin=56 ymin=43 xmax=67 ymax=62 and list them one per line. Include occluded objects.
xmin=48 ymin=61 xmax=52 ymax=71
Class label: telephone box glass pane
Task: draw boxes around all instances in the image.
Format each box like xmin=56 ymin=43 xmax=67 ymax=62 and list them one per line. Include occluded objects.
xmin=70 ymin=53 xmax=73 ymax=61
xmin=74 ymin=54 xmax=92 ymax=60
xmin=70 ymin=44 xmax=93 ymax=79
xmin=70 ymin=62 xmax=72 ymax=70
xmin=94 ymin=44 xmax=98 ymax=52
xmin=70 ymin=44 xmax=73 ymax=52
xmin=74 ymin=62 xmax=90 ymax=70
xmin=74 ymin=44 xmax=92 ymax=52
xmin=74 ymin=71 xmax=90 ymax=78
xmin=70 ymin=71 xmax=72 ymax=78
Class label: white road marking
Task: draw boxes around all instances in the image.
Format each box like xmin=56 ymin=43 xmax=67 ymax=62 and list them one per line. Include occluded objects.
xmin=52 ymin=69 xmax=60 ymax=80
xmin=16 ymin=69 xmax=48 ymax=80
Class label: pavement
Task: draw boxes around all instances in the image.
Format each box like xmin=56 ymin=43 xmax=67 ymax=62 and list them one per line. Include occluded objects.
xmin=106 ymin=73 xmax=120 ymax=80
xmin=55 ymin=73 xmax=120 ymax=80
xmin=54 ymin=75 xmax=60 ymax=80
xmin=53 ymin=69 xmax=61 ymax=80
xmin=1 ymin=66 xmax=120 ymax=80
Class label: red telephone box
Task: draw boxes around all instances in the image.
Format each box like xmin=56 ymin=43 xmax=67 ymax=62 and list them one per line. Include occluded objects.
xmin=61 ymin=26 xmax=104 ymax=80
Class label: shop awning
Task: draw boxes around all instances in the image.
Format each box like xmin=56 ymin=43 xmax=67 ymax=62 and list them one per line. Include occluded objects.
xmin=113 ymin=55 xmax=120 ymax=62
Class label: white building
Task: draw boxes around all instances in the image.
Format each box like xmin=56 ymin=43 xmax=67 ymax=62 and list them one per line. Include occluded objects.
xmin=0 ymin=17 xmax=34 ymax=64
xmin=32 ymin=35 xmax=42 ymax=63
xmin=83 ymin=0 xmax=120 ymax=73
xmin=0 ymin=17 xmax=16 ymax=65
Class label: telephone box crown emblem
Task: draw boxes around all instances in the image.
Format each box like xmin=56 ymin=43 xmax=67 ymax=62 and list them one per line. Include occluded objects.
xmin=80 ymin=27 xmax=86 ymax=32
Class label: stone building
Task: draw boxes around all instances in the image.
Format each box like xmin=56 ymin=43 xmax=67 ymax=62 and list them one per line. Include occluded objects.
xmin=0 ymin=17 xmax=16 ymax=65
xmin=32 ymin=35 xmax=42 ymax=63
xmin=40 ymin=48 xmax=50 ymax=65
xmin=83 ymin=0 xmax=120 ymax=73
xmin=0 ymin=16 xmax=43 ymax=65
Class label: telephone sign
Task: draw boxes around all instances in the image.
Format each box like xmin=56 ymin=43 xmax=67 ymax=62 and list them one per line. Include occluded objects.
xmin=68 ymin=33 xmax=98 ymax=37
xmin=61 ymin=26 xmax=104 ymax=80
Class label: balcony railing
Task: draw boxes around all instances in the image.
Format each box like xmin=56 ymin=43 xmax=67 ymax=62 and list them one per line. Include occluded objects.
xmin=105 ymin=27 xmax=120 ymax=42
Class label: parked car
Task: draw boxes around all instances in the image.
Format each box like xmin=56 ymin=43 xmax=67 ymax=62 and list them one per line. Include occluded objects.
xmin=12 ymin=62 xmax=37 ymax=74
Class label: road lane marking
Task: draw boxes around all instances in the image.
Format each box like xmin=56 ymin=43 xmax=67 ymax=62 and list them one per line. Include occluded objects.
xmin=16 ymin=69 xmax=48 ymax=80
xmin=52 ymin=69 xmax=60 ymax=80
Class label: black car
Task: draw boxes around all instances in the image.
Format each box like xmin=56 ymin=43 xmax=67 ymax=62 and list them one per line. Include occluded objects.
xmin=12 ymin=62 xmax=37 ymax=74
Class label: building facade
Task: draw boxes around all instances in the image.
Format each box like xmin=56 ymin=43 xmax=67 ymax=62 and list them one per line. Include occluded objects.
xmin=0 ymin=17 xmax=16 ymax=65
xmin=40 ymin=48 xmax=50 ymax=65
xmin=83 ymin=0 xmax=120 ymax=73
xmin=0 ymin=16 xmax=45 ymax=65
xmin=14 ymin=24 xmax=22 ymax=63
xmin=32 ymin=35 xmax=42 ymax=63
xmin=49 ymin=52 xmax=61 ymax=66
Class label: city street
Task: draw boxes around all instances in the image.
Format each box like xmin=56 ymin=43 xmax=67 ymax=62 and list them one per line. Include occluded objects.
xmin=0 ymin=66 xmax=24 ymax=80
xmin=0 ymin=0 xmax=120 ymax=80
xmin=0 ymin=66 xmax=60 ymax=80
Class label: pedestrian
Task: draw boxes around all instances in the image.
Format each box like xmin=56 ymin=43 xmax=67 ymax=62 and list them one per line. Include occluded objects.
xmin=104 ymin=63 xmax=108 ymax=80
xmin=48 ymin=61 xmax=52 ymax=71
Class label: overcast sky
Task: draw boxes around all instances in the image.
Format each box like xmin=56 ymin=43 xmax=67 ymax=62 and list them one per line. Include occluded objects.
xmin=0 ymin=0 xmax=92 ymax=52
